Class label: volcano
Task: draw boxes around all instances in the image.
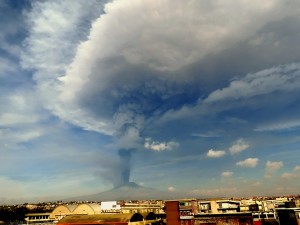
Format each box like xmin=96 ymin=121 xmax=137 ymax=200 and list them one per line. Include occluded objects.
xmin=64 ymin=182 xmax=188 ymax=202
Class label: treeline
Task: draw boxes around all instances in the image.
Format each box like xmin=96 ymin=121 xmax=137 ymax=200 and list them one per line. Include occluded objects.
xmin=0 ymin=205 xmax=49 ymax=224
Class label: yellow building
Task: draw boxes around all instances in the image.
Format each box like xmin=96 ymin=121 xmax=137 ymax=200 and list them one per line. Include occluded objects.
xmin=25 ymin=203 xmax=101 ymax=224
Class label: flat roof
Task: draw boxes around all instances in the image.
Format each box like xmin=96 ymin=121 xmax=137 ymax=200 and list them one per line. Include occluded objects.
xmin=26 ymin=213 xmax=51 ymax=216
xmin=216 ymin=200 xmax=240 ymax=203
xmin=165 ymin=198 xmax=197 ymax=201
xmin=57 ymin=213 xmax=144 ymax=224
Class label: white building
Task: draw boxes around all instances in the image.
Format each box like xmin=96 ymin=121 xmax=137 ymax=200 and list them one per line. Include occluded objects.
xmin=101 ymin=201 xmax=121 ymax=213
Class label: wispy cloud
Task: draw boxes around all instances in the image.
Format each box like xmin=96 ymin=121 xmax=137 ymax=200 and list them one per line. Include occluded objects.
xmin=280 ymin=165 xmax=300 ymax=179
xmin=21 ymin=0 xmax=108 ymax=134
xmin=205 ymin=63 xmax=300 ymax=103
xmin=0 ymin=57 xmax=19 ymax=77
xmin=281 ymin=172 xmax=298 ymax=179
xmin=191 ymin=132 xmax=221 ymax=138
xmin=255 ymin=119 xmax=300 ymax=132
xmin=266 ymin=161 xmax=283 ymax=171
xmin=265 ymin=160 xmax=283 ymax=178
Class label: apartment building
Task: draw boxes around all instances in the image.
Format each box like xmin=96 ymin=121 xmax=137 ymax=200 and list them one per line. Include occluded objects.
xmin=198 ymin=200 xmax=240 ymax=214
xmin=120 ymin=200 xmax=164 ymax=214
xmin=166 ymin=200 xmax=252 ymax=225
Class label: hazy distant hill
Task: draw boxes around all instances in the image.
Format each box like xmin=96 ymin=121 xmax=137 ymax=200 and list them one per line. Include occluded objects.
xmin=64 ymin=182 xmax=189 ymax=202
xmin=0 ymin=182 xmax=194 ymax=205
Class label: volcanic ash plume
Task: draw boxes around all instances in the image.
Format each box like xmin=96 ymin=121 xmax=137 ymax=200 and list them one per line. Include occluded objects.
xmin=117 ymin=148 xmax=133 ymax=187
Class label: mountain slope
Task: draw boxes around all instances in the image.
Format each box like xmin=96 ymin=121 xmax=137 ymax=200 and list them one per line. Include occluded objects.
xmin=64 ymin=182 xmax=189 ymax=202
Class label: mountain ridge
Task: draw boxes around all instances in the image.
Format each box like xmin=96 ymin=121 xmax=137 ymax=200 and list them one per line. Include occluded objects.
xmin=63 ymin=182 xmax=190 ymax=202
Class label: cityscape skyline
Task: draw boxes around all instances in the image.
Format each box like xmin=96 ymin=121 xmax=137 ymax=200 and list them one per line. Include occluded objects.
xmin=1 ymin=0 xmax=300 ymax=202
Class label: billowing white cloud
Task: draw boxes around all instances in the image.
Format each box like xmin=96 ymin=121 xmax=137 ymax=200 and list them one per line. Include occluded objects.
xmin=23 ymin=0 xmax=300 ymax=137
xmin=144 ymin=138 xmax=179 ymax=151
xmin=236 ymin=158 xmax=259 ymax=168
xmin=61 ymin=0 xmax=289 ymax=74
xmin=222 ymin=171 xmax=233 ymax=177
xmin=229 ymin=138 xmax=249 ymax=155
xmin=207 ymin=149 xmax=226 ymax=158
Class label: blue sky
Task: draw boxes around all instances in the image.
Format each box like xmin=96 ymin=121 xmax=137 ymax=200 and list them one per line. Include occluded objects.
xmin=1 ymin=0 xmax=300 ymax=203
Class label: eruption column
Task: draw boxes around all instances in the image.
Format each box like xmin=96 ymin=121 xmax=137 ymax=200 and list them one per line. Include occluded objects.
xmin=117 ymin=149 xmax=133 ymax=187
